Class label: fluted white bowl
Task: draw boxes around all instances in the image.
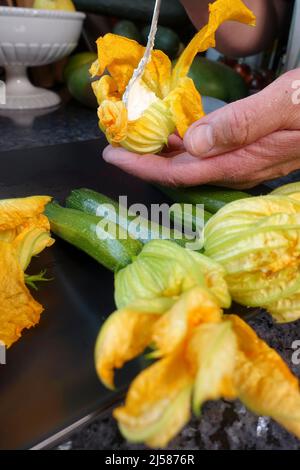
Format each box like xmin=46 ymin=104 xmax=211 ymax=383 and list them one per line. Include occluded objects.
xmin=0 ymin=6 xmax=86 ymax=109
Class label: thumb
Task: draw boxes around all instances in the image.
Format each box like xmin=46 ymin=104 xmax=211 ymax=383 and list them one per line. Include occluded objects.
xmin=184 ymin=71 xmax=297 ymax=158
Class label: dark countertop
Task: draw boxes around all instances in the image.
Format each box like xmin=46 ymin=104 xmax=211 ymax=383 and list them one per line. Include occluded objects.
xmin=0 ymin=102 xmax=100 ymax=152
xmin=1 ymin=101 xmax=300 ymax=451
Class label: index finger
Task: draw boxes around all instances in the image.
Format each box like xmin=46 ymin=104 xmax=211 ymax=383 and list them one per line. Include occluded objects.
xmin=102 ymin=145 xmax=228 ymax=186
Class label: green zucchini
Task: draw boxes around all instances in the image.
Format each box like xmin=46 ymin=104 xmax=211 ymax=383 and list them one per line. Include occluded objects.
xmin=113 ymin=20 xmax=142 ymax=43
xmin=141 ymin=25 xmax=180 ymax=59
xmin=158 ymin=185 xmax=250 ymax=214
xmin=169 ymin=203 xmax=212 ymax=232
xmin=45 ymin=202 xmax=143 ymax=272
xmin=66 ymin=188 xmax=188 ymax=247
xmin=188 ymin=57 xmax=248 ymax=103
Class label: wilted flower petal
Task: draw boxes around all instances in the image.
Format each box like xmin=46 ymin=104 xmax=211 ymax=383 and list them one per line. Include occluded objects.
xmin=92 ymin=75 xmax=121 ymax=104
xmin=171 ymin=0 xmax=256 ymax=86
xmin=152 ymin=286 xmax=222 ymax=357
xmin=0 ymin=241 xmax=44 ymax=347
xmin=230 ymin=314 xmax=300 ymax=438
xmin=0 ymin=196 xmax=51 ymax=232
xmin=0 ymin=196 xmax=54 ymax=347
xmin=114 ymin=349 xmax=193 ymax=447
xmin=164 ymin=77 xmax=205 ymax=138
xmin=188 ymin=321 xmax=237 ymax=414
xmin=95 ymin=307 xmax=159 ymax=389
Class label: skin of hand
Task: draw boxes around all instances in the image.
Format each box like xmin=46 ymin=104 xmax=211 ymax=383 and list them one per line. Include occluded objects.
xmin=181 ymin=0 xmax=291 ymax=57
xmin=103 ymin=69 xmax=300 ymax=189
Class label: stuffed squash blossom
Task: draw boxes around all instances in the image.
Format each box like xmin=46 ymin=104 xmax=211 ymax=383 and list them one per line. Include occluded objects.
xmin=90 ymin=0 xmax=256 ymax=154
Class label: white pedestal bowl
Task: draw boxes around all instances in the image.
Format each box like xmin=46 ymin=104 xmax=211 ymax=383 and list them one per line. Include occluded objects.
xmin=0 ymin=6 xmax=85 ymax=110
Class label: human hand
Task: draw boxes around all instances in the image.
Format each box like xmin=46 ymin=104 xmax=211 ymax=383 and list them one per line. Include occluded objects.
xmin=103 ymin=69 xmax=300 ymax=189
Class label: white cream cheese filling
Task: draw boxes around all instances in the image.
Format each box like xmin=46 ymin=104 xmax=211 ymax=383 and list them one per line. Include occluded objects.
xmin=126 ymin=78 xmax=159 ymax=121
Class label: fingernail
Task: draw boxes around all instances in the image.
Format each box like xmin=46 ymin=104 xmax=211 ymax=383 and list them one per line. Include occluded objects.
xmin=187 ymin=124 xmax=214 ymax=156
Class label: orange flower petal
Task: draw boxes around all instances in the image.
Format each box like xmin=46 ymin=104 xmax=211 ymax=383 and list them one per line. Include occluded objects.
xmin=0 ymin=241 xmax=43 ymax=348
xmin=91 ymin=34 xmax=143 ymax=92
xmin=95 ymin=308 xmax=159 ymax=389
xmin=143 ymin=50 xmax=172 ymax=99
xmin=0 ymin=229 xmax=17 ymax=243
xmin=114 ymin=349 xmax=193 ymax=447
xmin=152 ymin=286 xmax=222 ymax=357
xmin=13 ymin=226 xmax=54 ymax=271
xmin=230 ymin=314 xmax=300 ymax=439
xmin=91 ymin=34 xmax=171 ymax=98
xmin=0 ymin=196 xmax=51 ymax=232
xmin=187 ymin=321 xmax=237 ymax=414
xmin=17 ymin=214 xmax=51 ymax=233
xmin=98 ymin=100 xmax=128 ymax=144
xmin=165 ymin=77 xmax=205 ymax=138
xmin=92 ymin=75 xmax=121 ymax=105
xmin=172 ymin=0 xmax=256 ymax=86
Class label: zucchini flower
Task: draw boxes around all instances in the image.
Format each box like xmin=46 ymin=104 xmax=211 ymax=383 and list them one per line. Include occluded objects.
xmin=96 ymin=240 xmax=231 ymax=389
xmin=271 ymin=181 xmax=300 ymax=201
xmin=0 ymin=196 xmax=54 ymax=347
xmin=204 ymin=191 xmax=300 ymax=323
xmin=95 ymin=240 xmax=300 ymax=447
xmin=90 ymin=0 xmax=255 ymax=154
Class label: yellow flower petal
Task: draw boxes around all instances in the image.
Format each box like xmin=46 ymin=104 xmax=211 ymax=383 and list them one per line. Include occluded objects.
xmin=123 ymin=100 xmax=175 ymax=154
xmin=143 ymin=50 xmax=172 ymax=99
xmin=165 ymin=77 xmax=205 ymax=138
xmin=172 ymin=0 xmax=256 ymax=86
xmin=91 ymin=34 xmax=171 ymax=98
xmin=13 ymin=226 xmax=55 ymax=271
xmin=0 ymin=241 xmax=43 ymax=348
xmin=189 ymin=251 xmax=231 ymax=309
xmin=89 ymin=58 xmax=99 ymax=78
xmin=230 ymin=314 xmax=300 ymax=439
xmin=98 ymin=100 xmax=128 ymax=144
xmin=0 ymin=214 xmax=52 ymax=254
xmin=100 ymin=99 xmax=175 ymax=153
xmin=152 ymin=286 xmax=222 ymax=357
xmin=91 ymin=34 xmax=141 ymax=92
xmin=145 ymin=386 xmax=192 ymax=448
xmin=271 ymin=182 xmax=300 ymax=201
xmin=0 ymin=229 xmax=17 ymax=243
xmin=205 ymin=196 xmax=300 ymax=245
xmin=0 ymin=196 xmax=51 ymax=232
xmin=267 ymin=293 xmax=300 ymax=323
xmin=114 ymin=349 xmax=193 ymax=447
xmin=94 ymin=308 xmax=159 ymax=389
xmin=187 ymin=322 xmax=237 ymax=414
xmin=227 ymin=264 xmax=300 ymax=308
xmin=92 ymin=75 xmax=121 ymax=105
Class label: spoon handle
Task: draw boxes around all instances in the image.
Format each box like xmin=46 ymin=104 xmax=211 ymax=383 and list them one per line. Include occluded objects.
xmin=123 ymin=0 xmax=162 ymax=106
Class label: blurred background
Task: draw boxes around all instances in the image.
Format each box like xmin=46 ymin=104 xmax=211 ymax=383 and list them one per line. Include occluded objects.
xmin=0 ymin=0 xmax=293 ymax=110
